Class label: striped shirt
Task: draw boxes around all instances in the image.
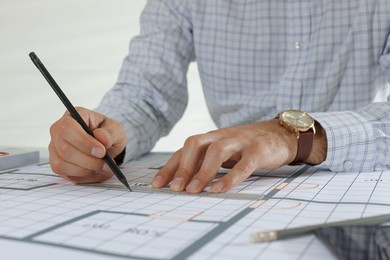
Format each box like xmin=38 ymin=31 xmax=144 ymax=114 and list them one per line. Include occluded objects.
xmin=96 ymin=0 xmax=390 ymax=172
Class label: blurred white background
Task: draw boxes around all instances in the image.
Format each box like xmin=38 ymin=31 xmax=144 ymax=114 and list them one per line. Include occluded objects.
xmin=0 ymin=0 xmax=216 ymax=153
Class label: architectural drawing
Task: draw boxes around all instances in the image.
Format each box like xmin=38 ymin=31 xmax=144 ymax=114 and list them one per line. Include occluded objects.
xmin=1 ymin=153 xmax=389 ymax=259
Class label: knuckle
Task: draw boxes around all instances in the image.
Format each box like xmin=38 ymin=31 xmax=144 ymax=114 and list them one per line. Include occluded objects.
xmin=197 ymin=168 xmax=215 ymax=179
xmin=184 ymin=135 xmax=204 ymax=149
xmin=209 ymin=128 xmax=229 ymax=136
xmin=171 ymin=149 xmax=182 ymax=160
xmin=49 ymin=123 xmax=57 ymax=137
xmin=206 ymin=129 xmax=219 ymax=135
xmin=176 ymin=167 xmax=193 ymax=177
xmin=235 ymin=160 xmax=255 ymax=176
xmin=207 ymin=142 xmax=225 ymax=155
xmin=50 ymin=158 xmax=64 ymax=174
xmin=58 ymin=118 xmax=71 ymax=136
xmin=50 ymin=118 xmax=68 ymax=138
xmin=206 ymin=143 xmax=226 ymax=162
xmin=57 ymin=142 xmax=71 ymax=158
xmin=48 ymin=141 xmax=54 ymax=152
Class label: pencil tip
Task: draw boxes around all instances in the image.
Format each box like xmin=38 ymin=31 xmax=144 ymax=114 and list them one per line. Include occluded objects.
xmin=124 ymin=182 xmax=132 ymax=192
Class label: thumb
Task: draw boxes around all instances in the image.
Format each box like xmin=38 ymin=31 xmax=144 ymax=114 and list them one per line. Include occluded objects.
xmin=92 ymin=118 xmax=126 ymax=158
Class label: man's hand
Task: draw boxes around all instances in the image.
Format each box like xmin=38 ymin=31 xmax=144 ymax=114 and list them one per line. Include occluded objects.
xmin=48 ymin=107 xmax=126 ymax=184
xmin=152 ymin=119 xmax=327 ymax=193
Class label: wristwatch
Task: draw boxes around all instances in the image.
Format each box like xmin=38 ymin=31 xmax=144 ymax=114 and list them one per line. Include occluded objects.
xmin=277 ymin=109 xmax=316 ymax=164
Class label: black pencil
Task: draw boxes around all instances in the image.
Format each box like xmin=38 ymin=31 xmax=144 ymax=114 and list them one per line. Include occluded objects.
xmin=29 ymin=52 xmax=131 ymax=191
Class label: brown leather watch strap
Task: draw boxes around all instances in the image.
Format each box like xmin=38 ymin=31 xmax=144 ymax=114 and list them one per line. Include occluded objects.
xmin=291 ymin=130 xmax=314 ymax=165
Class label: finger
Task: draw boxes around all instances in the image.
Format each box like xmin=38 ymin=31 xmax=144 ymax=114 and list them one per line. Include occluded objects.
xmin=152 ymin=149 xmax=182 ymax=188
xmin=93 ymin=118 xmax=126 ymax=157
xmin=52 ymin=115 xmax=107 ymax=159
xmin=93 ymin=126 xmax=125 ymax=158
xmin=211 ymin=155 xmax=257 ymax=193
xmin=49 ymin=143 xmax=102 ymax=179
xmin=93 ymin=128 xmax=113 ymax=149
xmin=169 ymin=134 xmax=213 ymax=191
xmin=66 ymin=171 xmax=113 ymax=184
xmin=74 ymin=108 xmax=126 ymax=159
xmin=186 ymin=137 xmax=242 ymax=193
xmin=54 ymin=138 xmax=106 ymax=173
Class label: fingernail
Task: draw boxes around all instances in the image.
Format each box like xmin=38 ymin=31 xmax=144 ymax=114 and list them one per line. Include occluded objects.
xmin=152 ymin=175 xmax=163 ymax=187
xmin=170 ymin=177 xmax=184 ymax=191
xmin=211 ymin=181 xmax=224 ymax=193
xmin=186 ymin=178 xmax=200 ymax=193
xmin=91 ymin=147 xmax=104 ymax=158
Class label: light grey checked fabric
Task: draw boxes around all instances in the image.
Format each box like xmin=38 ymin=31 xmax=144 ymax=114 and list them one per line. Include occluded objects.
xmin=315 ymin=226 xmax=390 ymax=260
xmin=96 ymin=0 xmax=390 ymax=172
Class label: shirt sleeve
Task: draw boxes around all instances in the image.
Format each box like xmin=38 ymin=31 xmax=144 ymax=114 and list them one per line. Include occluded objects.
xmin=312 ymin=104 xmax=390 ymax=172
xmin=312 ymin=33 xmax=390 ymax=172
xmin=95 ymin=0 xmax=194 ymax=162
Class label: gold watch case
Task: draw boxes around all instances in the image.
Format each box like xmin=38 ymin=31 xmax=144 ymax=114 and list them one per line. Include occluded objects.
xmin=278 ymin=109 xmax=316 ymax=137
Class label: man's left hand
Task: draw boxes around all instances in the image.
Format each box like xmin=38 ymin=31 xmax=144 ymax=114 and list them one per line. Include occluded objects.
xmin=151 ymin=119 xmax=311 ymax=193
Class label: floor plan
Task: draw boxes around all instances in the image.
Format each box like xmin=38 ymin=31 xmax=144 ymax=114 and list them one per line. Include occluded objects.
xmin=1 ymin=153 xmax=389 ymax=259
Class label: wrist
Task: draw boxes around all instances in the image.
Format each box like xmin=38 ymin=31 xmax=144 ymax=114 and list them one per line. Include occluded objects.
xmin=271 ymin=119 xmax=299 ymax=165
xmin=305 ymin=121 xmax=327 ymax=165
xmin=276 ymin=110 xmax=316 ymax=165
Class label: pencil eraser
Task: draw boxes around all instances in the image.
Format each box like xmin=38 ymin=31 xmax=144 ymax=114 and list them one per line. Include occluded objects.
xmin=0 ymin=147 xmax=40 ymax=171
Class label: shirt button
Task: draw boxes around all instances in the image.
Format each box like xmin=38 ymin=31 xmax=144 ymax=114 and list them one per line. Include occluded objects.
xmin=295 ymin=41 xmax=302 ymax=49
xmin=343 ymin=160 xmax=353 ymax=171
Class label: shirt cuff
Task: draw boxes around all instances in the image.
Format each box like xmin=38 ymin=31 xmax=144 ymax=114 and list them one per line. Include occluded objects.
xmin=311 ymin=111 xmax=377 ymax=172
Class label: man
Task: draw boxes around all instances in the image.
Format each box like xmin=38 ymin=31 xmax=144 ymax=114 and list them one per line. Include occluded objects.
xmin=49 ymin=0 xmax=390 ymax=194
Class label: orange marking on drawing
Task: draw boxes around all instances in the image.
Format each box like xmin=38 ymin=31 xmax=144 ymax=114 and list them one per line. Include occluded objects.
xmin=149 ymin=210 xmax=203 ymax=222
xmin=250 ymin=200 xmax=301 ymax=211
xmin=249 ymin=200 xmax=268 ymax=209
xmin=282 ymin=182 xmax=320 ymax=190
xmin=274 ymin=182 xmax=289 ymax=190
xmin=271 ymin=201 xmax=301 ymax=211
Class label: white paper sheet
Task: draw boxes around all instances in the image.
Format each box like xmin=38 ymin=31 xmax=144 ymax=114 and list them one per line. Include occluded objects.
xmin=1 ymin=152 xmax=389 ymax=259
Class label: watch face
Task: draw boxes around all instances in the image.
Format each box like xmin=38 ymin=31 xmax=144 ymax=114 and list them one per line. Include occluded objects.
xmin=280 ymin=110 xmax=314 ymax=129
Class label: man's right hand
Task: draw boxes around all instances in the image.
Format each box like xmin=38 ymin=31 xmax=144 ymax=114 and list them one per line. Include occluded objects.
xmin=48 ymin=107 xmax=126 ymax=184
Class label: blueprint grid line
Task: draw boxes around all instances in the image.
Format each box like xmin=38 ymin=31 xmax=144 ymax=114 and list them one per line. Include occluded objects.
xmin=361 ymin=170 xmax=384 ymax=217
xmin=1 ymin=153 xmax=390 ymax=259
xmin=0 ymin=171 xmax=61 ymax=190
xmin=12 ymin=207 xmax=256 ymax=259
